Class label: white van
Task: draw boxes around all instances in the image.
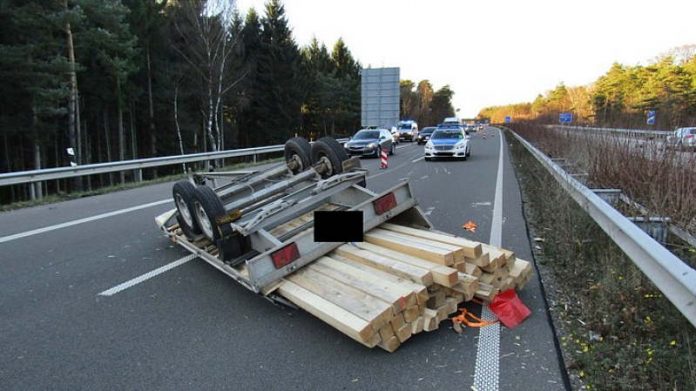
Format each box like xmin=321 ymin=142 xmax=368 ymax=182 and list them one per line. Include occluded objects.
xmin=396 ymin=120 xmax=418 ymax=142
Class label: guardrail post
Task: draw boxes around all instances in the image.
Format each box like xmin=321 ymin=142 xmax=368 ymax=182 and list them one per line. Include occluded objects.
xmin=592 ymin=189 xmax=622 ymax=206
xmin=253 ymin=154 xmax=257 ymax=164
xmin=135 ymin=169 xmax=143 ymax=182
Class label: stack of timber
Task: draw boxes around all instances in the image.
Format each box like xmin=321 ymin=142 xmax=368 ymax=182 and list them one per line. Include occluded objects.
xmin=275 ymin=223 xmax=533 ymax=352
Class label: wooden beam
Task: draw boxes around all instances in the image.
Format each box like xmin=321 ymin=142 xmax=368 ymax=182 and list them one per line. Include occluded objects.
xmin=380 ymin=223 xmax=483 ymax=258
xmin=277 ymin=280 xmax=376 ymax=346
xmin=378 ymin=335 xmax=400 ymax=352
xmin=330 ymin=254 xmax=431 ymax=306
xmin=287 ymin=268 xmax=393 ymax=330
xmin=311 ymin=256 xmax=416 ymax=312
xmin=464 ymin=252 xmax=491 ymax=267
xmin=364 ymin=230 xmax=457 ymax=265
xmin=422 ymin=308 xmax=439 ymax=332
xmin=353 ymin=242 xmax=458 ymax=287
xmin=370 ymin=228 xmax=468 ymax=264
xmin=334 ymin=244 xmax=433 ymax=286
xmin=456 ymin=262 xmax=482 ymax=277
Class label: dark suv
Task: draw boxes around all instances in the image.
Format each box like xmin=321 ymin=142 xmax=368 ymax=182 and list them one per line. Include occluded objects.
xmin=416 ymin=127 xmax=436 ymax=145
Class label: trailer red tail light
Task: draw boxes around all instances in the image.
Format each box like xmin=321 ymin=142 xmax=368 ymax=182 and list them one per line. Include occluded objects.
xmin=373 ymin=192 xmax=397 ymax=215
xmin=271 ymin=243 xmax=300 ymax=269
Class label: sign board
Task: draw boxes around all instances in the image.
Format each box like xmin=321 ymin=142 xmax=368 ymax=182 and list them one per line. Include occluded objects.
xmin=504 ymin=116 xmax=512 ymax=124
xmin=559 ymin=112 xmax=573 ymax=123
xmin=361 ymin=67 xmax=400 ymax=129
xmin=646 ymin=110 xmax=656 ymax=125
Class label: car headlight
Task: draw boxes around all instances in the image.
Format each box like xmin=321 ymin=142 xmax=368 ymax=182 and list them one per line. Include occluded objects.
xmin=367 ymin=143 xmax=377 ymax=149
xmin=425 ymin=142 xmax=433 ymax=149
xmin=454 ymin=142 xmax=466 ymax=149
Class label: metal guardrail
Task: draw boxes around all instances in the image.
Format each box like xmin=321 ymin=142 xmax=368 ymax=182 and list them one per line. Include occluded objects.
xmin=546 ymin=125 xmax=670 ymax=138
xmin=500 ymin=126 xmax=696 ymax=328
xmin=0 ymin=139 xmax=349 ymax=187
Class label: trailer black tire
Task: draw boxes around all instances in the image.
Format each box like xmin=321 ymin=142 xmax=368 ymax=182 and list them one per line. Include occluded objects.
xmin=310 ymin=137 xmax=349 ymax=178
xmin=284 ymin=137 xmax=311 ymax=174
xmin=191 ymin=185 xmax=230 ymax=242
xmin=173 ymin=180 xmax=201 ymax=237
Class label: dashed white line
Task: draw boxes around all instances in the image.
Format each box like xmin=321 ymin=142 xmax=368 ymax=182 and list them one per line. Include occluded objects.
xmin=412 ymin=156 xmax=424 ymax=163
xmin=0 ymin=199 xmax=171 ymax=244
xmin=473 ymin=127 xmax=504 ymax=391
xmin=98 ymin=254 xmax=196 ymax=296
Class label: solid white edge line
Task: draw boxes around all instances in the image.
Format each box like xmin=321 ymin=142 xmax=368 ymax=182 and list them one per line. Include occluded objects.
xmin=0 ymin=199 xmax=171 ymax=244
xmin=98 ymin=254 xmax=196 ymax=296
xmin=490 ymin=129 xmax=505 ymax=248
xmin=473 ymin=127 xmax=504 ymax=391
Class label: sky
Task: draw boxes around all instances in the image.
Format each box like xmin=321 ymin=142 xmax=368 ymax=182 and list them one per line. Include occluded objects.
xmin=233 ymin=0 xmax=696 ymax=118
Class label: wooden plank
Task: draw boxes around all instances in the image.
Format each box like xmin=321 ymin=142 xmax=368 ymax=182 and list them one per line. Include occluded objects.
xmin=378 ymin=336 xmax=400 ymax=352
xmin=426 ymin=289 xmax=446 ymax=309
xmin=311 ymin=256 xmax=416 ymax=312
xmin=395 ymin=324 xmax=412 ymax=343
xmin=372 ymin=228 xmax=469 ymax=264
xmin=479 ymin=272 xmax=498 ymax=285
xmin=448 ymin=282 xmax=476 ymax=302
xmin=403 ymin=305 xmax=420 ymax=322
xmin=422 ymin=308 xmax=439 ymax=332
xmin=445 ymin=297 xmax=459 ymax=315
xmin=381 ymin=223 xmax=483 ymax=258
xmin=475 ymin=282 xmax=499 ymax=303
xmin=371 ymin=228 xmax=468 ymax=263
xmin=480 ymin=244 xmax=507 ymax=272
xmin=510 ymin=259 xmax=532 ymax=279
xmin=411 ymin=316 xmax=425 ymax=334
xmin=334 ymin=244 xmax=433 ymax=286
xmin=287 ymin=268 xmax=393 ymax=330
xmin=353 ymin=242 xmax=458 ymax=287
xmin=364 ymin=230 xmax=457 ymax=265
xmin=277 ymin=280 xmax=375 ymax=346
xmin=331 ymin=254 xmax=430 ymax=306
xmin=436 ymin=305 xmax=451 ymax=323
xmin=465 ymin=252 xmax=491 ymax=267
xmin=378 ymin=323 xmax=395 ymax=341
xmin=390 ymin=313 xmax=405 ymax=333
xmin=456 ymin=262 xmax=482 ymax=278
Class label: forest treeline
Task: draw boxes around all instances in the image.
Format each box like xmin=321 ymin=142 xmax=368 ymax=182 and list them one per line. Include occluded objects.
xmin=399 ymin=80 xmax=456 ymax=127
xmin=479 ymin=47 xmax=696 ymax=129
xmin=0 ymin=0 xmax=371 ymax=182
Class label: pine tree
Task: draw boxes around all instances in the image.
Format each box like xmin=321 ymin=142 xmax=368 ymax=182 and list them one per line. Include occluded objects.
xmin=254 ymin=0 xmax=303 ymax=144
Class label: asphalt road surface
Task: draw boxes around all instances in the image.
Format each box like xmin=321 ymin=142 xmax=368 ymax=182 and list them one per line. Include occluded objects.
xmin=0 ymin=128 xmax=567 ymax=390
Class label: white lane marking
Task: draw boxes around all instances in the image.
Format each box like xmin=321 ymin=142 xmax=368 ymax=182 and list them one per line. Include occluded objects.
xmin=490 ymin=127 xmax=505 ymax=247
xmin=473 ymin=127 xmax=504 ymax=391
xmin=0 ymin=199 xmax=171 ymax=244
xmin=412 ymin=156 xmax=424 ymax=163
xmin=472 ymin=201 xmax=492 ymax=207
xmin=98 ymin=254 xmax=196 ymax=296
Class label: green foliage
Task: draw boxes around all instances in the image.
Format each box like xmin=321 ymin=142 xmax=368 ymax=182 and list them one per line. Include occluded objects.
xmin=400 ymin=80 xmax=454 ymax=126
xmin=0 ymin=0 xmax=442 ymax=203
xmin=480 ymin=51 xmax=696 ymax=127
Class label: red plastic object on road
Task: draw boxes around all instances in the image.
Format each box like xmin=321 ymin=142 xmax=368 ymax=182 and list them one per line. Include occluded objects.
xmin=489 ymin=289 xmax=531 ymax=329
xmin=380 ymin=148 xmax=388 ymax=169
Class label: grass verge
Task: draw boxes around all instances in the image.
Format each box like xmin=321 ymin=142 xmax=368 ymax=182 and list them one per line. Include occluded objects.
xmin=505 ymin=128 xmax=696 ymax=390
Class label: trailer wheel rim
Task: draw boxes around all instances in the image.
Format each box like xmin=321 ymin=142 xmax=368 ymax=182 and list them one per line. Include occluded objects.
xmin=194 ymin=201 xmax=215 ymax=240
xmin=175 ymin=194 xmax=194 ymax=227
xmin=288 ymin=154 xmax=303 ymax=172
xmin=318 ymin=155 xmax=333 ymax=176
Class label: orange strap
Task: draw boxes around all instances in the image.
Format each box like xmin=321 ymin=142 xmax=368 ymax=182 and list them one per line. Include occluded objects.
xmin=451 ymin=308 xmax=498 ymax=333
